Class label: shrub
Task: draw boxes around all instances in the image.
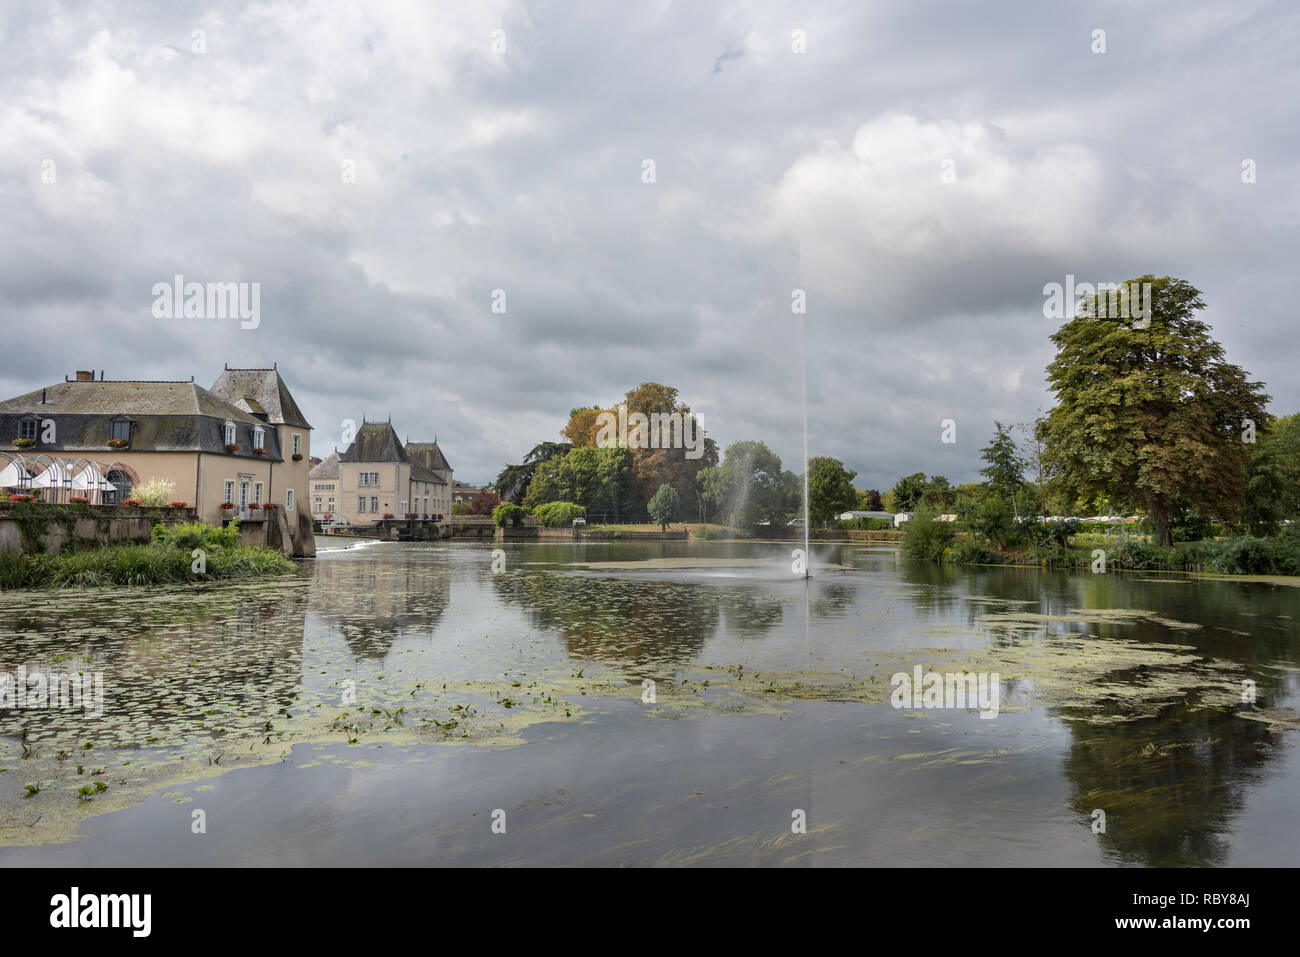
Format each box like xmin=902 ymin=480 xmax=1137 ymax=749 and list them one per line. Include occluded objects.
xmin=947 ymin=538 xmax=1005 ymax=564
xmin=127 ymin=478 xmax=176 ymax=507
xmin=840 ymin=517 xmax=892 ymax=530
xmin=151 ymin=520 xmax=241 ymax=551
xmin=534 ymin=502 xmax=586 ymax=527
xmin=492 ymin=502 xmax=529 ymax=527
xmin=902 ymin=509 xmax=956 ymax=561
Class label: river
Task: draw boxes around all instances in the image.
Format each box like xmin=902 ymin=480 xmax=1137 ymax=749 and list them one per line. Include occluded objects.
xmin=1 ymin=538 xmax=1297 ymax=865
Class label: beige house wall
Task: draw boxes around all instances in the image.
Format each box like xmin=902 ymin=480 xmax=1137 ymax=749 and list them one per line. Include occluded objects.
xmin=32 ymin=449 xmax=277 ymax=526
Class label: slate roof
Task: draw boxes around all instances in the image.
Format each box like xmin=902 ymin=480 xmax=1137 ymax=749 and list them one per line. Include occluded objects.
xmin=339 ymin=422 xmax=409 ymax=463
xmin=406 ymin=441 xmax=452 ymax=472
xmin=0 ymin=380 xmax=282 ymax=458
xmin=309 ymin=451 xmax=340 ymax=479
xmin=209 ymin=366 xmax=312 ymax=429
xmin=410 ymin=461 xmax=446 ymax=485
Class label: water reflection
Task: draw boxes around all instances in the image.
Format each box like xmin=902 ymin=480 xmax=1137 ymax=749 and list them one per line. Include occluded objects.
xmin=0 ymin=539 xmax=1295 ymax=865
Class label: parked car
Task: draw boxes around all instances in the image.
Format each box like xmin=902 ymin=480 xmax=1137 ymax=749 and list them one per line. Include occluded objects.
xmin=572 ymin=517 xmax=586 ymax=526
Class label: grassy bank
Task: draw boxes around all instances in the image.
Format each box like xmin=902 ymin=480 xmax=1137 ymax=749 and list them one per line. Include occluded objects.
xmin=902 ymin=513 xmax=1300 ymax=576
xmin=0 ymin=542 xmax=297 ymax=589
xmin=0 ymin=519 xmax=298 ymax=589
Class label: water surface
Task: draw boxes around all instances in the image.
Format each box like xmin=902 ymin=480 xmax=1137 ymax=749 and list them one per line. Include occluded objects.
xmin=1 ymin=539 xmax=1297 ymax=866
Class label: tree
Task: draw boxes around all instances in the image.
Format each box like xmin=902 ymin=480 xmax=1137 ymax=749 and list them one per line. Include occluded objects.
xmin=1039 ymin=276 xmax=1269 ymax=546
xmin=919 ymin=475 xmax=955 ymax=512
xmin=700 ymin=441 xmax=797 ymax=528
xmin=467 ymin=490 xmax=500 ymax=515
xmin=523 ymin=446 xmax=630 ymax=515
xmin=889 ymin=472 xmax=929 ymax=512
xmin=979 ymin=422 xmax=1027 ymax=517
xmin=647 ymin=483 xmax=679 ymax=531
xmin=857 ymin=488 xmax=883 ymax=511
xmin=807 ymin=457 xmax=858 ymax=525
xmin=495 ymin=441 xmax=572 ymax=503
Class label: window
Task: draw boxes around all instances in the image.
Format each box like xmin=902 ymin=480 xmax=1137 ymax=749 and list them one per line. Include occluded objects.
xmin=224 ymin=480 xmax=234 ymax=503
xmin=253 ymin=482 xmax=263 ymax=504
xmin=19 ymin=417 xmax=37 ymax=440
xmin=224 ymin=421 xmax=236 ymax=446
xmin=286 ymin=489 xmax=294 ymax=511
xmin=314 ymin=497 xmax=322 ymax=510
xmin=292 ymin=433 xmax=301 ymax=455
xmin=359 ymin=471 xmax=380 ymax=487
xmin=110 ymin=419 xmax=131 ymax=442
xmin=252 ymin=427 xmax=264 ymax=450
xmin=371 ymin=496 xmax=379 ymax=512
xmin=358 ymin=496 xmax=367 ymax=512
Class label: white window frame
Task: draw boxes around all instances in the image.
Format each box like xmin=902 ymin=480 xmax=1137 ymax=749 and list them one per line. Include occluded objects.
xmin=252 ymin=427 xmax=265 ymax=450
xmin=292 ymin=433 xmax=301 ymax=455
xmin=286 ymin=489 xmax=294 ymax=511
xmin=253 ymin=482 xmax=263 ymax=505
xmin=224 ymin=480 xmax=234 ymax=503
xmin=358 ymin=496 xmax=367 ymax=512
xmin=224 ymin=421 xmax=236 ymax=446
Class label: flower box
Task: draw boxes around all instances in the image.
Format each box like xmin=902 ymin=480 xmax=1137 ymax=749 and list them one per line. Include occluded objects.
xmin=382 ymin=513 xmax=395 ymax=519
xmin=252 ymin=447 xmax=267 ymax=456
xmin=12 ymin=438 xmax=36 ymax=449
xmin=263 ymin=503 xmax=278 ymax=511
xmin=11 ymin=494 xmax=35 ymax=503
xmin=106 ymin=438 xmax=129 ymax=448
xmin=248 ymin=502 xmax=261 ymax=510
xmin=220 ymin=502 xmax=235 ymax=509
xmin=225 ymin=443 xmax=240 ymax=453
xmin=168 ymin=501 xmax=188 ymax=509
xmin=122 ymin=498 xmax=143 ymax=507
xmin=69 ymin=496 xmax=90 ymax=504
xmin=292 ymin=453 xmax=304 ymax=462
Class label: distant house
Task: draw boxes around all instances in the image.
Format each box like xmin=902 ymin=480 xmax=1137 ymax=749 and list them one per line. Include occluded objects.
xmin=335 ymin=422 xmax=452 ymax=525
xmin=838 ymin=510 xmax=894 ymax=522
xmin=0 ymin=365 xmax=314 ymax=552
xmin=892 ymin=512 xmax=958 ymax=527
xmin=309 ymin=452 xmax=340 ymax=521
xmin=452 ymin=480 xmax=494 ymax=504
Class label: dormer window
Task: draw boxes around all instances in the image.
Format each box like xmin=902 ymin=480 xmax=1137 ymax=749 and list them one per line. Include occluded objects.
xmin=223 ymin=421 xmax=237 ymax=446
xmin=18 ymin=417 xmax=38 ymax=440
xmin=252 ymin=427 xmax=265 ymax=450
xmin=110 ymin=418 xmax=131 ymax=442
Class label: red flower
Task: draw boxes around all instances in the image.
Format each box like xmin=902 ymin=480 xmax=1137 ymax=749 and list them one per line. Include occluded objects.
xmin=122 ymin=498 xmax=142 ymax=507
xmin=168 ymin=501 xmax=188 ymax=508
xmin=225 ymin=443 xmax=240 ymax=453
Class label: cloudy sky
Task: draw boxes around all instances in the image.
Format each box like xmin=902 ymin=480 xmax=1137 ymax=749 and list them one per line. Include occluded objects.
xmin=2 ymin=0 xmax=1296 ymax=490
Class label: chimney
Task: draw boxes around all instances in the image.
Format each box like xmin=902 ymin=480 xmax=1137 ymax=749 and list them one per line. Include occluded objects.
xmin=75 ymin=370 xmax=93 ymax=382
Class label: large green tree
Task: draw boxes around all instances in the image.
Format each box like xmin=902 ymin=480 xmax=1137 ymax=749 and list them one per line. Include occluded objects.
xmin=887 ymin=472 xmax=928 ymax=512
xmin=1039 ymin=276 xmax=1269 ymax=546
xmin=807 ymin=456 xmax=858 ymax=525
xmin=699 ymin=440 xmax=797 ymax=528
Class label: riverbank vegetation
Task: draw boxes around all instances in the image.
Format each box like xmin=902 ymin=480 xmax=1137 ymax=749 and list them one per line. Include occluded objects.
xmin=0 ymin=518 xmax=296 ymax=589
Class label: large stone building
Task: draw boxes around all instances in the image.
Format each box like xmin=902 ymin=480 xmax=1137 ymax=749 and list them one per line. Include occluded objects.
xmin=332 ymin=421 xmax=453 ymax=527
xmin=0 ymin=365 xmax=315 ymax=555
